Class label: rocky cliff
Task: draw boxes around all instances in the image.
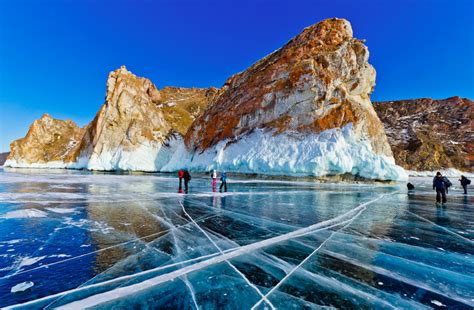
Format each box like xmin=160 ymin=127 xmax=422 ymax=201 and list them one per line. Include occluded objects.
xmin=5 ymin=18 xmax=408 ymax=180
xmin=170 ymin=18 xmax=405 ymax=180
xmin=374 ymin=97 xmax=473 ymax=172
xmin=5 ymin=114 xmax=84 ymax=168
xmin=6 ymin=66 xmax=217 ymax=171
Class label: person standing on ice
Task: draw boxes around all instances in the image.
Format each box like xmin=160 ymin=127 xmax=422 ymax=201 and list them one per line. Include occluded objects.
xmin=178 ymin=169 xmax=184 ymax=192
xmin=183 ymin=170 xmax=191 ymax=194
xmin=211 ymin=169 xmax=217 ymax=192
xmin=459 ymin=175 xmax=471 ymax=195
xmin=219 ymin=171 xmax=227 ymax=193
xmin=433 ymin=172 xmax=447 ymax=205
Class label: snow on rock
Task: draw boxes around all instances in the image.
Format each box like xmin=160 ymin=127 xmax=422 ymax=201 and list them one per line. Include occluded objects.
xmin=163 ymin=124 xmax=407 ymax=181
xmin=11 ymin=281 xmax=34 ymax=293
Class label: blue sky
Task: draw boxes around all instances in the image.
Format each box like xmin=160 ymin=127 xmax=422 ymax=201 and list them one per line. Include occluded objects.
xmin=0 ymin=0 xmax=473 ymax=152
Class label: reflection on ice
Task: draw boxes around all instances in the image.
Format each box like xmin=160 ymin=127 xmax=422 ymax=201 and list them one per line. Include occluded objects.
xmin=0 ymin=168 xmax=473 ymax=309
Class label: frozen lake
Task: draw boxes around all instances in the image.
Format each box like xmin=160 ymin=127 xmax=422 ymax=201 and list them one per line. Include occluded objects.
xmin=0 ymin=168 xmax=473 ymax=309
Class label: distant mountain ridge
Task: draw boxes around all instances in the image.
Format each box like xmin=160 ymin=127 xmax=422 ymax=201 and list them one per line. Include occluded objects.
xmin=374 ymin=97 xmax=473 ymax=172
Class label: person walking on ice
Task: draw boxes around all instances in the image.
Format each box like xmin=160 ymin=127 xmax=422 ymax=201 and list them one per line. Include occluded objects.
xmin=211 ymin=169 xmax=217 ymax=192
xmin=178 ymin=169 xmax=184 ymax=193
xmin=219 ymin=171 xmax=227 ymax=193
xmin=459 ymin=175 xmax=471 ymax=195
xmin=183 ymin=170 xmax=191 ymax=194
xmin=433 ymin=172 xmax=450 ymax=205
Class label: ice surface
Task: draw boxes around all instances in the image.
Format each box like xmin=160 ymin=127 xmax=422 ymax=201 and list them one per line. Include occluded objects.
xmin=0 ymin=167 xmax=472 ymax=309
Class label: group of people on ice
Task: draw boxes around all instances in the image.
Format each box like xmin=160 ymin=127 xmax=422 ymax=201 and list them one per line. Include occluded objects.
xmin=408 ymin=172 xmax=470 ymax=205
xmin=177 ymin=169 xmax=228 ymax=194
xmin=432 ymin=172 xmax=470 ymax=204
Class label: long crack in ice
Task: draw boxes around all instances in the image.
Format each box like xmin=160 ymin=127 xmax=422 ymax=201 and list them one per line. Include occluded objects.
xmin=250 ymin=202 xmax=369 ymax=309
xmin=179 ymin=199 xmax=276 ymax=310
xmin=44 ymin=193 xmax=391 ymax=309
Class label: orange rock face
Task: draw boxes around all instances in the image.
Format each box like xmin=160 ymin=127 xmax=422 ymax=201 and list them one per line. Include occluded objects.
xmin=186 ymin=18 xmax=392 ymax=157
xmin=6 ymin=114 xmax=84 ymax=165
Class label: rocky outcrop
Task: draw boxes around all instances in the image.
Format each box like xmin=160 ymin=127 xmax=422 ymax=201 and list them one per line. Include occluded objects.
xmin=374 ymin=97 xmax=473 ymax=172
xmin=5 ymin=19 xmax=408 ymax=180
xmin=5 ymin=114 xmax=84 ymax=168
xmin=0 ymin=152 xmax=10 ymax=166
xmin=174 ymin=18 xmax=404 ymax=180
xmin=186 ymin=18 xmax=390 ymax=156
xmin=6 ymin=66 xmax=216 ymax=171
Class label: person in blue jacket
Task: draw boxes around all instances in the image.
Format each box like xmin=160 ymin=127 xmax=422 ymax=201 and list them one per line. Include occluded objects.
xmin=433 ymin=172 xmax=449 ymax=204
xmin=219 ymin=172 xmax=227 ymax=193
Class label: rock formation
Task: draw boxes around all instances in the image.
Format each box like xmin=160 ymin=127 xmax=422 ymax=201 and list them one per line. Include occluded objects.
xmin=6 ymin=66 xmax=217 ymax=171
xmin=0 ymin=152 xmax=9 ymax=166
xmin=374 ymin=97 xmax=473 ymax=172
xmin=4 ymin=114 xmax=84 ymax=168
xmin=171 ymin=18 xmax=405 ymax=180
xmin=5 ymin=19 xmax=409 ymax=180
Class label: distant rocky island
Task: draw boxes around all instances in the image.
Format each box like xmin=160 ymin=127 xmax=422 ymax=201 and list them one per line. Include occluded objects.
xmin=0 ymin=152 xmax=9 ymax=166
xmin=4 ymin=18 xmax=472 ymax=179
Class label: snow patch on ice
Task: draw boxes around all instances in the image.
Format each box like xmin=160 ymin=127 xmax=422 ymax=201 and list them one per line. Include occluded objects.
xmin=46 ymin=207 xmax=76 ymax=214
xmin=18 ymin=256 xmax=47 ymax=268
xmin=0 ymin=239 xmax=24 ymax=245
xmin=431 ymin=300 xmax=446 ymax=307
xmin=1 ymin=209 xmax=48 ymax=219
xmin=11 ymin=281 xmax=34 ymax=293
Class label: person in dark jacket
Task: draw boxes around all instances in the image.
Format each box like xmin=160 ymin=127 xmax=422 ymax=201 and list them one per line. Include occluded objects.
xmin=183 ymin=170 xmax=191 ymax=193
xmin=219 ymin=172 xmax=227 ymax=193
xmin=459 ymin=175 xmax=471 ymax=195
xmin=433 ymin=172 xmax=447 ymax=204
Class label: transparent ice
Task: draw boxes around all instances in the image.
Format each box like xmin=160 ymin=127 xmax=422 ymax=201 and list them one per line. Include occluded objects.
xmin=0 ymin=168 xmax=472 ymax=309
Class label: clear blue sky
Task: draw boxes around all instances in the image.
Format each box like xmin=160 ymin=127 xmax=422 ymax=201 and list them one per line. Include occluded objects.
xmin=0 ymin=0 xmax=473 ymax=152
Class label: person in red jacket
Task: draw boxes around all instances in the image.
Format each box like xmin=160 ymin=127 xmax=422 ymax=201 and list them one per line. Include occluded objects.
xmin=178 ymin=169 xmax=184 ymax=192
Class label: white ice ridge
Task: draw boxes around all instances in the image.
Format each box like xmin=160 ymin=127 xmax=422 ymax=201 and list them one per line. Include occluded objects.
xmin=250 ymin=201 xmax=368 ymax=310
xmin=5 ymin=124 xmax=408 ymax=181
xmin=38 ymin=193 xmax=391 ymax=309
xmin=179 ymin=200 xmax=276 ymax=310
xmin=162 ymin=124 xmax=408 ymax=181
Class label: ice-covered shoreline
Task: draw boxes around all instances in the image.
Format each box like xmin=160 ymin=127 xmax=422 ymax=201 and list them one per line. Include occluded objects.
xmin=4 ymin=125 xmax=409 ymax=181
xmin=407 ymin=168 xmax=473 ymax=178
